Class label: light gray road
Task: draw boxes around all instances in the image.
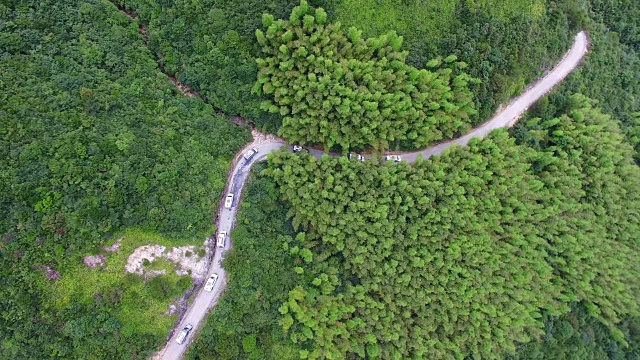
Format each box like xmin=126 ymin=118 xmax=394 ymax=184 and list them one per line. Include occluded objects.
xmin=158 ymin=141 xmax=285 ymax=360
xmin=158 ymin=31 xmax=587 ymax=360
xmin=398 ymin=31 xmax=588 ymax=162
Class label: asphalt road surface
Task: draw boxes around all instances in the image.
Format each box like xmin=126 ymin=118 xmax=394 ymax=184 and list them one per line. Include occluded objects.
xmin=159 ymin=141 xmax=285 ymax=360
xmin=157 ymin=31 xmax=587 ymax=360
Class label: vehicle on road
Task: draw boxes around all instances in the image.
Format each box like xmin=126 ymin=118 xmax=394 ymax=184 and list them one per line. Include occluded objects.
xmin=224 ymin=193 xmax=234 ymax=209
xmin=384 ymin=155 xmax=402 ymax=162
xmin=292 ymin=144 xmax=305 ymax=152
xmin=217 ymin=231 xmax=227 ymax=248
xmin=243 ymin=148 xmax=258 ymax=160
xmin=204 ymin=274 xmax=219 ymax=291
xmin=348 ymin=153 xmax=365 ymax=161
xmin=175 ymin=324 xmax=193 ymax=345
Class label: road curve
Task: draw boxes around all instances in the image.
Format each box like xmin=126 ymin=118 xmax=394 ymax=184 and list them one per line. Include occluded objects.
xmin=158 ymin=31 xmax=588 ymax=360
xmin=398 ymin=31 xmax=588 ymax=163
xmin=158 ymin=140 xmax=285 ymax=360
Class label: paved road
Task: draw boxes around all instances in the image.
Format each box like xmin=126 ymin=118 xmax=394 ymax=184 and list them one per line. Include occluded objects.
xmin=396 ymin=31 xmax=589 ymax=163
xmin=158 ymin=31 xmax=588 ymax=360
xmin=159 ymin=141 xmax=285 ymax=360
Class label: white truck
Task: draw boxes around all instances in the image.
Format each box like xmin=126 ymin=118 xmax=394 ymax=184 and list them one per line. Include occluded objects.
xmin=243 ymin=148 xmax=258 ymax=161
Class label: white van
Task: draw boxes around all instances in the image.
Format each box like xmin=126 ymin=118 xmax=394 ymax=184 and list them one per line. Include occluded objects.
xmin=244 ymin=148 xmax=258 ymax=160
xmin=224 ymin=193 xmax=234 ymax=209
xmin=217 ymin=231 xmax=227 ymax=248
xmin=204 ymin=274 xmax=219 ymax=291
xmin=175 ymin=324 xmax=193 ymax=344
xmin=384 ymin=155 xmax=402 ymax=162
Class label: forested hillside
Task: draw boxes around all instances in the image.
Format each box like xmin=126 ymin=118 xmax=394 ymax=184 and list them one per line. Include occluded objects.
xmin=0 ymin=0 xmax=250 ymax=357
xmin=254 ymin=2 xmax=476 ymax=151
xmin=2 ymin=0 xmax=639 ymax=358
xmin=264 ymin=95 xmax=640 ymax=359
xmin=112 ymin=0 xmax=579 ymax=135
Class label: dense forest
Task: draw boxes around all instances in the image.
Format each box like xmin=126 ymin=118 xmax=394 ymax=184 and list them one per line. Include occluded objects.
xmin=113 ymin=0 xmax=581 ymax=135
xmin=260 ymin=95 xmax=640 ymax=358
xmin=254 ymin=1 xmax=477 ymax=151
xmin=1 ymin=0 xmax=249 ymax=357
xmin=188 ymin=95 xmax=640 ymax=359
xmin=263 ymin=95 xmax=640 ymax=359
xmin=2 ymin=0 xmax=640 ymax=358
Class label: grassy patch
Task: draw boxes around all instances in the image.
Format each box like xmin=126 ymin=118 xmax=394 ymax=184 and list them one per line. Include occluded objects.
xmin=333 ymin=0 xmax=455 ymax=44
xmin=334 ymin=0 xmax=544 ymax=40
xmin=47 ymin=228 xmax=197 ymax=338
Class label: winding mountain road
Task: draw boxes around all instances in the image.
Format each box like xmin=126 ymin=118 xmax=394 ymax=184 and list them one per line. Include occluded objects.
xmin=157 ymin=31 xmax=588 ymax=360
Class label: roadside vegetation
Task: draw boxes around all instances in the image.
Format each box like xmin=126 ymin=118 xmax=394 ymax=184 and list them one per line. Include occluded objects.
xmin=0 ymin=0 xmax=249 ymax=357
xmin=188 ymin=163 xmax=308 ymax=360
xmin=49 ymin=229 xmax=196 ymax=341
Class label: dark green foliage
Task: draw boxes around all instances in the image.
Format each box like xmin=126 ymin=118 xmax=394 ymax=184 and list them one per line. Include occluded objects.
xmin=187 ymin=163 xmax=305 ymax=360
xmin=113 ymin=0 xmax=300 ymax=131
xmin=254 ymin=1 xmax=477 ymax=151
xmin=590 ymin=0 xmax=639 ymax=51
xmin=509 ymin=304 xmax=640 ymax=360
xmin=325 ymin=0 xmax=581 ymax=122
xmin=264 ymin=96 xmax=640 ymax=359
xmin=0 ymin=0 xmax=249 ymax=357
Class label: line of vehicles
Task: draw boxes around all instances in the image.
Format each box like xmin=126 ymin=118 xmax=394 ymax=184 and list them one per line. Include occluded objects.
xmin=173 ymin=148 xmax=259 ymax=347
xmin=174 ymin=145 xmax=402 ymax=346
xmin=293 ymin=144 xmax=401 ymax=163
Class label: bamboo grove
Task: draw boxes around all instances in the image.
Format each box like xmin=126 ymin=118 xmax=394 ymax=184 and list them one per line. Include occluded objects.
xmin=264 ymin=95 xmax=640 ymax=359
xmin=253 ymin=1 xmax=477 ymax=151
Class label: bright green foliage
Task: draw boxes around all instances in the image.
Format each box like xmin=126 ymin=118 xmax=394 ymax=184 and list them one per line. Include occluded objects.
xmin=264 ymin=95 xmax=640 ymax=359
xmin=0 ymin=0 xmax=249 ymax=357
xmin=254 ymin=1 xmax=477 ymax=151
xmin=187 ymin=164 xmax=306 ymax=360
xmin=267 ymin=132 xmax=559 ymax=358
xmin=515 ymin=95 xmax=640 ymax=332
xmin=49 ymin=229 xmax=196 ymax=340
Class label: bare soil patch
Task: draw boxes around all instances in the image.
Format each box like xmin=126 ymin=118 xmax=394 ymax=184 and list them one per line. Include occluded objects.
xmin=83 ymin=255 xmax=106 ymax=269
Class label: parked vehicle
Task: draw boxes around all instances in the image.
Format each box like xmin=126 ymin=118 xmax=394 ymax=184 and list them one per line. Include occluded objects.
xmin=224 ymin=193 xmax=234 ymax=209
xmin=243 ymin=148 xmax=258 ymax=160
xmin=384 ymin=155 xmax=402 ymax=162
xmin=175 ymin=324 xmax=193 ymax=344
xmin=348 ymin=153 xmax=365 ymax=161
xmin=204 ymin=274 xmax=219 ymax=291
xmin=217 ymin=231 xmax=227 ymax=248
